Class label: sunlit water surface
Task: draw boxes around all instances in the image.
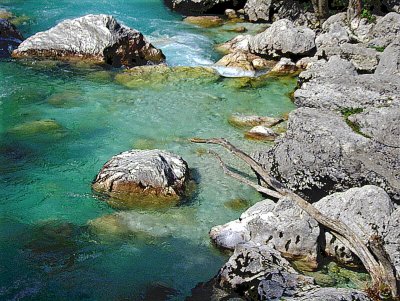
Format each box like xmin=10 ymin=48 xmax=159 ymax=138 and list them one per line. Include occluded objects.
xmin=0 ymin=0 xmax=297 ymax=299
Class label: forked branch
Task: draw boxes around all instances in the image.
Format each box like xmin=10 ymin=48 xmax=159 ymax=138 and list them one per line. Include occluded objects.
xmin=191 ymin=137 xmax=399 ymax=299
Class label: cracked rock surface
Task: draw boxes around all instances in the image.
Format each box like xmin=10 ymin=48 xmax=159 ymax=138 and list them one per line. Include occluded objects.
xmin=12 ymin=14 xmax=165 ymax=67
xmin=92 ymin=149 xmax=189 ymax=206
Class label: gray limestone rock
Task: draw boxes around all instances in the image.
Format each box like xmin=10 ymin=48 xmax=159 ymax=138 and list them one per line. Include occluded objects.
xmin=375 ymin=38 xmax=400 ymax=75
xmin=295 ymin=56 xmax=400 ymax=109
xmin=257 ymin=107 xmax=400 ymax=201
xmin=369 ymin=12 xmax=400 ymax=48
xmin=285 ymin=287 xmax=372 ymax=301
xmin=12 ymin=14 xmax=165 ymax=67
xmin=314 ymin=186 xmax=396 ymax=266
xmin=92 ymin=149 xmax=189 ymax=201
xmin=244 ymin=0 xmax=272 ymax=22
xmin=249 ymin=19 xmax=316 ymax=57
xmin=210 ymin=198 xmax=320 ymax=268
xmin=217 ymin=242 xmax=315 ymax=299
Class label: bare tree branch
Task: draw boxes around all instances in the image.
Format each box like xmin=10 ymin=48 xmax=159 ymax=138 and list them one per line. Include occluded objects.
xmin=191 ymin=137 xmax=399 ymax=298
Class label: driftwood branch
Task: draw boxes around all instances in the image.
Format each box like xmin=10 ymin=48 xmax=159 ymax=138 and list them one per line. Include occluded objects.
xmin=207 ymin=150 xmax=283 ymax=199
xmin=191 ymin=137 xmax=399 ymax=298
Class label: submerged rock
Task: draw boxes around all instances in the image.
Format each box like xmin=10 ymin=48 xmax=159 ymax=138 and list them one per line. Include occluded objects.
xmin=184 ymin=16 xmax=224 ymax=28
xmin=0 ymin=18 xmax=23 ymax=57
xmin=115 ymin=65 xmax=220 ymax=89
xmin=12 ymin=14 xmax=165 ymax=67
xmin=8 ymin=119 xmax=63 ymax=136
xmin=92 ymin=149 xmax=190 ymax=209
xmin=228 ymin=113 xmax=283 ymax=127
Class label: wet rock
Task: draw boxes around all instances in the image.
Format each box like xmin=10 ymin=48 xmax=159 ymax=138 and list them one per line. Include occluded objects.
xmin=115 ymin=65 xmax=220 ymax=89
xmin=255 ymin=107 xmax=400 ymax=201
xmin=314 ymin=186 xmax=395 ymax=265
xmin=12 ymin=14 xmax=165 ymax=67
xmin=210 ymin=198 xmax=320 ymax=269
xmin=184 ymin=16 xmax=224 ymax=28
xmin=295 ymin=56 xmax=400 ymax=109
xmin=244 ymin=0 xmax=272 ymax=22
xmin=224 ymin=198 xmax=251 ymax=211
xmin=216 ymin=51 xmax=270 ymax=71
xmin=249 ymin=19 xmax=316 ymax=58
xmin=0 ymin=18 xmax=23 ymax=57
xmin=228 ymin=113 xmax=283 ymax=127
xmin=8 ymin=119 xmax=63 ymax=136
xmin=92 ymin=149 xmax=190 ymax=209
xmin=217 ymin=242 xmax=316 ymax=299
xmin=245 ymin=125 xmax=278 ymax=141
xmin=164 ymin=0 xmax=246 ymax=15
xmin=375 ymin=38 xmax=400 ymax=75
xmin=270 ymin=57 xmax=298 ymax=74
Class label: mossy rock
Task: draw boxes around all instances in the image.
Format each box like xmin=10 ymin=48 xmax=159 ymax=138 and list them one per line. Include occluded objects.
xmin=224 ymin=198 xmax=251 ymax=211
xmin=86 ymin=70 xmax=114 ymax=83
xmin=115 ymin=66 xmax=220 ymax=89
xmin=47 ymin=91 xmax=82 ymax=108
xmin=8 ymin=119 xmax=64 ymax=136
xmin=304 ymin=270 xmax=337 ymax=287
xmin=184 ymin=16 xmax=224 ymax=28
xmin=327 ymin=262 xmax=370 ymax=289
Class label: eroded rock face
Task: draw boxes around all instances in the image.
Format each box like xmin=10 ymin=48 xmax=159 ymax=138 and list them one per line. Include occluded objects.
xmin=164 ymin=0 xmax=246 ymax=15
xmin=294 ymin=56 xmax=400 ymax=109
xmin=249 ymin=19 xmax=316 ymax=57
xmin=369 ymin=12 xmax=400 ymax=48
xmin=92 ymin=150 xmax=189 ymax=208
xmin=314 ymin=186 xmax=396 ymax=266
xmin=210 ymin=198 xmax=320 ymax=268
xmin=244 ymin=0 xmax=272 ymax=22
xmin=217 ymin=242 xmax=316 ymax=299
xmin=375 ymin=38 xmax=400 ymax=75
xmin=12 ymin=14 xmax=165 ymax=67
xmin=0 ymin=18 xmax=23 ymax=57
xmin=254 ymin=107 xmax=400 ymax=201
xmin=285 ymin=287 xmax=372 ymax=301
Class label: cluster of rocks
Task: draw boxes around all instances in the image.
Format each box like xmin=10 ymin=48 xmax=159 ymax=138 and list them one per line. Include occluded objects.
xmin=2 ymin=14 xmax=165 ymax=67
xmin=229 ymin=113 xmax=284 ymax=141
xmin=160 ymin=2 xmax=400 ymax=299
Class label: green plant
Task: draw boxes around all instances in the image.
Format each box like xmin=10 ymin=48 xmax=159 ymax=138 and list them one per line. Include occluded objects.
xmin=361 ymin=8 xmax=376 ymax=23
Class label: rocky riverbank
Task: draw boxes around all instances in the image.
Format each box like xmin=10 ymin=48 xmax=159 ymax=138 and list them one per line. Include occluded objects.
xmin=2 ymin=1 xmax=399 ymax=299
xmin=165 ymin=2 xmax=400 ymax=300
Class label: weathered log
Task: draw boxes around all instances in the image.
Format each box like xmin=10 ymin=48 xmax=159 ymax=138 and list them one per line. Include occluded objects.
xmin=190 ymin=137 xmax=399 ymax=298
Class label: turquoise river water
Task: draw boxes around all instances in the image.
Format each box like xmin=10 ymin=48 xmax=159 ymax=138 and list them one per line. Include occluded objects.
xmin=0 ymin=0 xmax=298 ymax=300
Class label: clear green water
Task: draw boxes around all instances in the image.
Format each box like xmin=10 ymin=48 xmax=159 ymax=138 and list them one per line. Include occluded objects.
xmin=0 ymin=1 xmax=296 ymax=300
